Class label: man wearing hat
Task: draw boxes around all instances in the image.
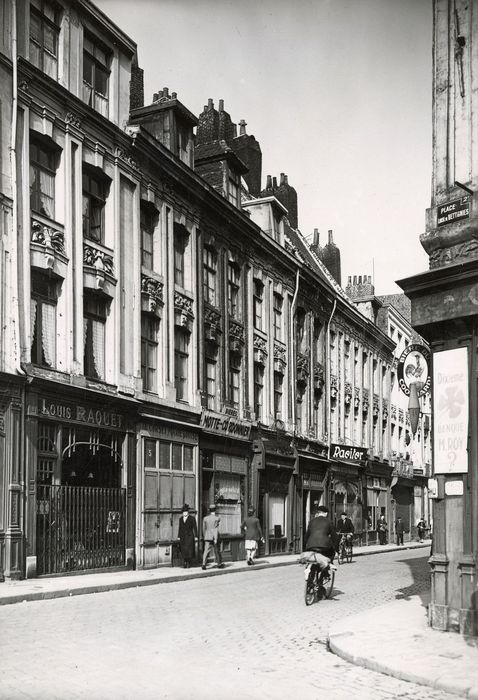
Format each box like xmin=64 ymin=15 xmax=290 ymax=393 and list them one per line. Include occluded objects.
xmin=202 ymin=504 xmax=224 ymax=570
xmin=177 ymin=503 xmax=198 ymax=568
xmin=241 ymin=506 xmax=264 ymax=565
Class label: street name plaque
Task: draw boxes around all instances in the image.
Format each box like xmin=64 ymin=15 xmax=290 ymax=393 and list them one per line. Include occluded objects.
xmin=437 ymin=196 xmax=470 ymax=227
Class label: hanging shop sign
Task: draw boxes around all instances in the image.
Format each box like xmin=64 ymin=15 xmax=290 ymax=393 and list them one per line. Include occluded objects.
xmin=201 ymin=410 xmax=251 ymax=440
xmin=437 ymin=196 xmax=470 ymax=227
xmin=329 ymin=443 xmax=368 ymax=463
xmin=433 ymin=347 xmax=469 ymax=474
xmin=397 ymin=344 xmax=431 ymax=397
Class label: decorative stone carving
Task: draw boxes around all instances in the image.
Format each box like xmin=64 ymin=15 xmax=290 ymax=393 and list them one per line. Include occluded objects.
xmin=313 ymin=362 xmax=324 ymax=394
xmin=174 ymin=291 xmax=194 ymax=330
xmin=204 ymin=306 xmax=222 ymax=343
xmin=83 ymin=243 xmax=116 ymax=296
xmin=382 ymin=399 xmax=389 ymax=423
xmin=31 ymin=219 xmax=68 ymax=277
xmin=31 ymin=220 xmax=65 ymax=254
xmin=297 ymin=353 xmax=309 ymax=386
xmin=66 ymin=112 xmax=82 ymax=128
xmin=354 ymin=386 xmax=360 ymax=409
xmin=141 ymin=275 xmax=163 ymax=316
xmin=274 ymin=341 xmax=287 ymax=373
xmin=229 ymin=319 xmax=245 ymax=355
xmin=253 ymin=335 xmax=268 ymax=365
xmin=84 ymin=244 xmax=114 ymax=275
xmin=330 ymin=374 xmax=338 ymax=399
xmin=344 ymin=382 xmax=353 ymax=405
xmin=114 ymin=147 xmax=139 ymax=171
xmin=362 ymin=388 xmax=369 ymax=414
xmin=373 ymin=394 xmax=380 ymax=419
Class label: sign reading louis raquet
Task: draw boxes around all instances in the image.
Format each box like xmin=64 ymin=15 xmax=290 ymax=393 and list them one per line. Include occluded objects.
xmin=437 ymin=196 xmax=470 ymax=227
xmin=433 ymin=347 xmax=469 ymax=474
xmin=397 ymin=344 xmax=431 ymax=397
xmin=329 ymin=443 xmax=368 ymax=463
xmin=38 ymin=398 xmax=125 ymax=429
xmin=201 ymin=410 xmax=251 ymax=440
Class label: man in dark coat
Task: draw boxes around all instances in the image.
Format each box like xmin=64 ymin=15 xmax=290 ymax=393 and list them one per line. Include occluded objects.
xmin=178 ymin=503 xmax=198 ymax=568
xmin=395 ymin=516 xmax=405 ymax=546
xmin=305 ymin=505 xmax=338 ymax=561
xmin=241 ymin=506 xmax=264 ymax=565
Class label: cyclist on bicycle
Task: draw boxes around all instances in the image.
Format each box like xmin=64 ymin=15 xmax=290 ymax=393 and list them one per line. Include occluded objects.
xmin=304 ymin=505 xmax=338 ymax=581
xmin=336 ymin=512 xmax=354 ymax=540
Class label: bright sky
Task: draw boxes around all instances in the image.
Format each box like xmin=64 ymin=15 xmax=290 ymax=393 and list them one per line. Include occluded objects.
xmin=97 ymin=0 xmax=432 ymax=294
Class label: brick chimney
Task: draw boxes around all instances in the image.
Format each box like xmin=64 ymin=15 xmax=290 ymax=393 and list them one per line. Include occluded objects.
xmin=230 ymin=119 xmax=262 ymax=196
xmin=197 ymin=98 xmax=236 ymax=145
xmin=312 ymin=229 xmax=341 ymax=286
xmin=260 ymin=173 xmax=298 ymax=229
xmin=129 ymin=53 xmax=144 ymax=110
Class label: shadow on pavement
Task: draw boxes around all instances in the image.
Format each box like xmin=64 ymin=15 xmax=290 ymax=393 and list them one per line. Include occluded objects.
xmin=394 ymin=554 xmax=431 ymax=607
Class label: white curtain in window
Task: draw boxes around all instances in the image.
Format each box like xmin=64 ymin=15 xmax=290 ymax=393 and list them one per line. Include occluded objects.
xmin=92 ymin=319 xmax=105 ymax=379
xmin=41 ymin=302 xmax=56 ymax=367
xmin=30 ymin=299 xmax=37 ymax=343
xmin=269 ymin=494 xmax=286 ymax=535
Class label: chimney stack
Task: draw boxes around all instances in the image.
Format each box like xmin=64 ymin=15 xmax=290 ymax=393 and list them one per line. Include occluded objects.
xmin=218 ymin=99 xmax=224 ymax=112
xmin=313 ymin=228 xmax=320 ymax=246
xmin=328 ymin=229 xmax=334 ymax=244
xmin=239 ymin=119 xmax=247 ymax=135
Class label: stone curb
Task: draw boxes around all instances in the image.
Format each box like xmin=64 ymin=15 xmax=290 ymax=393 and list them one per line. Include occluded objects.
xmin=0 ymin=542 xmax=430 ymax=607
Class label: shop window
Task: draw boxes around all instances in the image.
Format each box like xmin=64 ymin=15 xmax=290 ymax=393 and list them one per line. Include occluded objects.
xmin=269 ymin=494 xmax=287 ymax=538
xmin=29 ymin=0 xmax=61 ymax=79
xmin=37 ymin=422 xmax=58 ymax=484
xmin=174 ymin=327 xmax=189 ymax=401
xmin=140 ymin=205 xmax=157 ymax=270
xmin=227 ymin=262 xmax=241 ymax=317
xmin=141 ymin=314 xmax=159 ymax=393
xmin=253 ymin=279 xmax=263 ymax=330
xmin=203 ymin=246 xmax=217 ymax=305
xmin=205 ymin=359 xmax=217 ymax=410
xmin=253 ymin=362 xmax=264 ymax=419
xmin=274 ymin=371 xmax=283 ymax=419
xmin=83 ymin=293 xmax=107 ymax=380
xmin=61 ymin=427 xmax=122 ymax=488
xmin=82 ymin=32 xmax=110 ymax=117
xmin=30 ymin=139 xmax=59 ymax=219
xmin=82 ymin=168 xmax=107 ymax=243
xmin=147 ymin=439 xmax=193 ymax=472
xmin=174 ymin=224 xmax=188 ymax=288
xmin=273 ymin=293 xmax=282 ymax=341
xmin=31 ymin=270 xmax=58 ymax=368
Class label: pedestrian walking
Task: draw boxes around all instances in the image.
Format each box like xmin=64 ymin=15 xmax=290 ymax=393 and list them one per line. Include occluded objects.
xmin=395 ymin=516 xmax=405 ymax=546
xmin=202 ymin=504 xmax=224 ymax=570
xmin=417 ymin=517 xmax=427 ymax=542
xmin=377 ymin=514 xmax=388 ymax=545
xmin=177 ymin=503 xmax=198 ymax=568
xmin=241 ymin=506 xmax=264 ymax=565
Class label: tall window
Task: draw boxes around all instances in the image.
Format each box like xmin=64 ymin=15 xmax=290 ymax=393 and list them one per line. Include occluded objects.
xmin=273 ymin=293 xmax=283 ymax=341
xmin=141 ymin=206 xmax=156 ymax=270
xmin=83 ymin=33 xmax=110 ymax=117
xmin=205 ymin=359 xmax=217 ymax=409
xmin=362 ymin=351 xmax=368 ymax=387
xmin=344 ymin=340 xmax=351 ymax=382
xmin=274 ymin=371 xmax=283 ymax=418
xmin=174 ymin=225 xmax=187 ymax=288
xmin=253 ymin=363 xmax=264 ymax=419
xmin=253 ymin=279 xmax=263 ymax=330
xmin=373 ymin=358 xmax=378 ymax=393
xmin=29 ymin=0 xmax=60 ymax=79
xmin=296 ymin=308 xmax=305 ymax=351
xmin=228 ymin=172 xmax=240 ymax=207
xmin=174 ymin=328 xmax=189 ymax=401
xmin=31 ymin=271 xmax=57 ymax=367
xmin=30 ymin=140 xmax=57 ymax=218
xmin=82 ymin=169 xmax=107 ymax=243
xmin=313 ymin=318 xmax=323 ymax=362
xmin=228 ymin=364 xmax=240 ymax=408
xmin=330 ymin=331 xmax=337 ymax=375
xmin=141 ymin=315 xmax=158 ymax=392
xmin=227 ymin=262 xmax=240 ymax=317
xmin=203 ymin=247 xmax=217 ymax=305
xmin=84 ymin=294 xmax=107 ymax=380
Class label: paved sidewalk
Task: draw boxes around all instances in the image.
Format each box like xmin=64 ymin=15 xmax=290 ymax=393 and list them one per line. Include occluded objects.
xmin=0 ymin=539 xmax=430 ymax=606
xmin=329 ymin=591 xmax=478 ymax=699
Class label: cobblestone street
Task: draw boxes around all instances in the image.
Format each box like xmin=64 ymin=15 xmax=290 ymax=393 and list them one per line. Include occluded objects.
xmin=0 ymin=548 xmax=455 ymax=700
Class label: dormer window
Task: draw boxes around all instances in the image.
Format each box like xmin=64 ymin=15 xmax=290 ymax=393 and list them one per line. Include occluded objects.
xmin=29 ymin=0 xmax=61 ymax=79
xmin=228 ymin=172 xmax=240 ymax=207
xmin=83 ymin=33 xmax=110 ymax=117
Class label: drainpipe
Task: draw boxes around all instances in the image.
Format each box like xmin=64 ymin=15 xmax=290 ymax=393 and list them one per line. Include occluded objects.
xmin=10 ymin=0 xmax=19 ymax=361
xmin=325 ymin=297 xmax=337 ymax=511
xmin=290 ymin=268 xmax=300 ymax=431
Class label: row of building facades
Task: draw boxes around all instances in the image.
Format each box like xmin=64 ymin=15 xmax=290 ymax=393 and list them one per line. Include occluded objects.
xmin=0 ymin=0 xmax=431 ymax=580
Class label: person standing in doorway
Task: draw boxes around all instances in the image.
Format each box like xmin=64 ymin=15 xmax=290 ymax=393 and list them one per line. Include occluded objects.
xmin=177 ymin=503 xmax=198 ymax=568
xmin=202 ymin=504 xmax=224 ymax=570
xmin=241 ymin=506 xmax=264 ymax=565
xmin=377 ymin=514 xmax=388 ymax=545
xmin=417 ymin=517 xmax=427 ymax=542
xmin=395 ymin=516 xmax=405 ymax=546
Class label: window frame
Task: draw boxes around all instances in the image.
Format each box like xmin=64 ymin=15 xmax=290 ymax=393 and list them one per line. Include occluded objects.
xmin=174 ymin=226 xmax=187 ymax=288
xmin=253 ymin=279 xmax=263 ymax=331
xmin=30 ymin=271 xmax=58 ymax=368
xmin=141 ymin=314 xmax=159 ymax=392
xmin=253 ymin=362 xmax=264 ymax=419
xmin=29 ymin=0 xmax=61 ymax=79
xmin=203 ymin=246 xmax=217 ymax=305
xmin=82 ymin=32 xmax=110 ymax=116
xmin=30 ymin=139 xmax=57 ymax=219
xmin=205 ymin=358 xmax=217 ymax=410
xmin=227 ymin=262 xmax=241 ymax=317
xmin=140 ymin=206 xmax=156 ymax=270
xmin=82 ymin=169 xmax=107 ymax=243
xmin=174 ymin=327 xmax=189 ymax=401
xmin=83 ymin=293 xmax=107 ymax=380
xmin=228 ymin=364 xmax=240 ymax=409
xmin=273 ymin=293 xmax=283 ymax=341
xmin=273 ymin=370 xmax=283 ymax=418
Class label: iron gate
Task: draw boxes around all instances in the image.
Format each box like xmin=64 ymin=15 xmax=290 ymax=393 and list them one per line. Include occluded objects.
xmin=36 ymin=485 xmax=126 ymax=575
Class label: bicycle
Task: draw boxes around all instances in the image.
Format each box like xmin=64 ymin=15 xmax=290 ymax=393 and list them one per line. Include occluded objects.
xmin=303 ymin=556 xmax=335 ymax=606
xmin=337 ymin=533 xmax=353 ymax=564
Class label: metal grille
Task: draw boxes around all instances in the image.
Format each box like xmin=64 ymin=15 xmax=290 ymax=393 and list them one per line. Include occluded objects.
xmin=36 ymin=485 xmax=126 ymax=575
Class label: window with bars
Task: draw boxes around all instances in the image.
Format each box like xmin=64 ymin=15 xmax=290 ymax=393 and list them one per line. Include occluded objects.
xmin=29 ymin=0 xmax=60 ymax=79
xmin=37 ymin=422 xmax=57 ymax=484
xmin=273 ymin=293 xmax=283 ymax=341
xmin=253 ymin=279 xmax=263 ymax=330
xmin=227 ymin=262 xmax=240 ymax=317
xmin=30 ymin=140 xmax=57 ymax=219
xmin=174 ymin=328 xmax=189 ymax=401
xmin=82 ymin=33 xmax=110 ymax=117
xmin=254 ymin=362 xmax=264 ymax=419
xmin=174 ymin=225 xmax=187 ymax=288
xmin=274 ymin=371 xmax=283 ymax=418
xmin=203 ymin=246 xmax=217 ymax=305
xmin=205 ymin=359 xmax=217 ymax=410
xmin=82 ymin=169 xmax=107 ymax=243
xmin=141 ymin=314 xmax=159 ymax=392
xmin=31 ymin=271 xmax=57 ymax=367
xmin=141 ymin=206 xmax=156 ymax=270
xmin=84 ymin=294 xmax=107 ymax=380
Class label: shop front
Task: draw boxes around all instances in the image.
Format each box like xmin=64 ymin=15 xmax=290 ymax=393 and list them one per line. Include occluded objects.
xmin=328 ymin=443 xmax=368 ymax=544
xmin=25 ymin=390 xmax=136 ymax=578
xmin=199 ymin=410 xmax=252 ymax=562
xmin=390 ymin=458 xmax=416 ymax=543
xmin=365 ymin=458 xmax=394 ymax=545
xmin=139 ymin=415 xmax=199 ymax=569
xmin=252 ymin=428 xmax=298 ymax=556
xmin=295 ymin=438 xmax=329 ymax=549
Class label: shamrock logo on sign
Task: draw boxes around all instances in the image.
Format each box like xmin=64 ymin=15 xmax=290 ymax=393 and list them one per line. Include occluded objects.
xmin=438 ymin=386 xmax=464 ymax=420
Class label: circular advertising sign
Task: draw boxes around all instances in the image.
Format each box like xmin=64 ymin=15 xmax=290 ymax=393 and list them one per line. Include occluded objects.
xmin=397 ymin=344 xmax=431 ymax=397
